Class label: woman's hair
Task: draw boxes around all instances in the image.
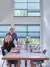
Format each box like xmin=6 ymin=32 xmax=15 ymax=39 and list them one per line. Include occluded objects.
xmin=4 ymin=35 xmax=12 ymax=42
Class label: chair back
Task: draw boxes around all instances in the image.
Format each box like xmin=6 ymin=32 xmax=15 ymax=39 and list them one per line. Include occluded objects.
xmin=43 ymin=49 xmax=47 ymax=54
xmin=1 ymin=47 xmax=5 ymax=56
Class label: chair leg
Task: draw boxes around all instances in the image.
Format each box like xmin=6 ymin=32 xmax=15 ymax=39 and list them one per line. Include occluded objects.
xmin=30 ymin=61 xmax=36 ymax=67
xmin=14 ymin=64 xmax=17 ymax=67
xmin=7 ymin=64 xmax=11 ymax=67
xmin=31 ymin=63 xmax=36 ymax=67
xmin=2 ymin=60 xmax=5 ymax=67
xmin=25 ymin=60 xmax=27 ymax=66
xmin=40 ymin=64 xmax=42 ymax=67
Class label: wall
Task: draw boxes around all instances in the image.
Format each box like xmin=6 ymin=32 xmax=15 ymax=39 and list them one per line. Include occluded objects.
xmin=0 ymin=0 xmax=13 ymax=22
xmin=0 ymin=13 xmax=41 ymax=25
xmin=42 ymin=0 xmax=50 ymax=65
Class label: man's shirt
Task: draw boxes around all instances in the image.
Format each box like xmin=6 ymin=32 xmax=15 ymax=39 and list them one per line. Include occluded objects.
xmin=5 ymin=32 xmax=18 ymax=41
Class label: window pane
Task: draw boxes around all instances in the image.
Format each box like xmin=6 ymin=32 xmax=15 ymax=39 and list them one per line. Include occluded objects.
xmin=0 ymin=38 xmax=4 ymax=45
xmin=16 ymin=33 xmax=26 ymax=37
xmin=14 ymin=10 xmax=27 ymax=16
xmin=31 ymin=38 xmax=36 ymax=44
xmin=0 ymin=26 xmax=11 ymax=32
xmin=28 ymin=26 xmax=40 ymax=31
xmin=28 ymin=12 xmax=40 ymax=16
xmin=31 ymin=38 xmax=40 ymax=44
xmin=28 ymin=33 xmax=40 ymax=38
xmin=14 ymin=0 xmax=27 ymax=2
xmin=0 ymin=33 xmax=7 ymax=38
xmin=14 ymin=3 xmax=27 ymax=9
xmin=0 ymin=24 xmax=11 ymax=38
xmin=18 ymin=38 xmax=25 ymax=45
xmin=14 ymin=26 xmax=26 ymax=32
xmin=35 ymin=38 xmax=40 ymax=44
xmin=14 ymin=0 xmax=40 ymax=16
xmin=28 ymin=0 xmax=40 ymax=2
xmin=28 ymin=3 xmax=40 ymax=10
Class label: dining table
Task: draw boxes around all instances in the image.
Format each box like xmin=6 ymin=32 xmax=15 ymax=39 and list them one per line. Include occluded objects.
xmin=2 ymin=47 xmax=49 ymax=67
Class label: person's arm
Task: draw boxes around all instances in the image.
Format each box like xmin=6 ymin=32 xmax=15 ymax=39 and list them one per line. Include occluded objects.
xmin=11 ymin=40 xmax=15 ymax=47
xmin=16 ymin=40 xmax=18 ymax=45
xmin=15 ymin=33 xmax=18 ymax=45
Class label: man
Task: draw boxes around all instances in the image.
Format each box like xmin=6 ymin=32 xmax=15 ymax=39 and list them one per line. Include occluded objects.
xmin=5 ymin=28 xmax=18 ymax=45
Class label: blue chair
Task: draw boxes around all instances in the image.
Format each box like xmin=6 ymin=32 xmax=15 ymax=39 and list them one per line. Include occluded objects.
xmin=1 ymin=47 xmax=6 ymax=67
xmin=1 ymin=47 xmax=18 ymax=67
xmin=30 ymin=49 xmax=47 ymax=67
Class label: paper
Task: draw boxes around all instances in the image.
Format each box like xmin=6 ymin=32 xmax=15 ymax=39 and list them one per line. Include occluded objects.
xmin=10 ymin=50 xmax=18 ymax=53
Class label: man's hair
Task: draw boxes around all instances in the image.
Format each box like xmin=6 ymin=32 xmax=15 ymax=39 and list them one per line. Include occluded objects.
xmin=10 ymin=28 xmax=14 ymax=30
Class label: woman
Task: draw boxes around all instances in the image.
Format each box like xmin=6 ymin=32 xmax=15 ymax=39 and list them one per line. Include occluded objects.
xmin=2 ymin=35 xmax=18 ymax=67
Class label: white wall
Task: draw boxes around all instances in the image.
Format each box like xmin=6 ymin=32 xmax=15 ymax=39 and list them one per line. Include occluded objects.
xmin=43 ymin=0 xmax=50 ymax=56
xmin=42 ymin=0 xmax=50 ymax=65
xmin=0 ymin=0 xmax=13 ymax=22
xmin=0 ymin=13 xmax=41 ymax=25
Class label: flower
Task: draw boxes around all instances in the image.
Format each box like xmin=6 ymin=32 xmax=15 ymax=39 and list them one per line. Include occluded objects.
xmin=25 ymin=36 xmax=31 ymax=44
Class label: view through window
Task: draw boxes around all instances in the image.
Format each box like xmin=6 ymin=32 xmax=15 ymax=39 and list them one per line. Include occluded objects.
xmin=14 ymin=0 xmax=40 ymax=16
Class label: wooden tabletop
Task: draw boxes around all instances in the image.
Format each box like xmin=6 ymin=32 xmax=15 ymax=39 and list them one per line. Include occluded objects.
xmin=2 ymin=49 xmax=49 ymax=60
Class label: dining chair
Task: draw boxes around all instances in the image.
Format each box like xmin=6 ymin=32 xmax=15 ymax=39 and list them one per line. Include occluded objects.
xmin=30 ymin=49 xmax=47 ymax=67
xmin=1 ymin=47 xmax=12 ymax=67
xmin=1 ymin=47 xmax=5 ymax=67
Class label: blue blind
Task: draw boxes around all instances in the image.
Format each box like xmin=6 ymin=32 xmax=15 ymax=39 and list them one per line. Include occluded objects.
xmin=0 ymin=24 xmax=11 ymax=38
xmin=14 ymin=24 xmax=40 ymax=38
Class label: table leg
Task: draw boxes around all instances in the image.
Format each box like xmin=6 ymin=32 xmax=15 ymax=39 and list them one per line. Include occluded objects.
xmin=25 ymin=60 xmax=27 ymax=67
xmin=31 ymin=63 xmax=35 ymax=67
xmin=30 ymin=60 xmax=34 ymax=67
xmin=40 ymin=64 xmax=42 ymax=67
xmin=17 ymin=60 xmax=20 ymax=67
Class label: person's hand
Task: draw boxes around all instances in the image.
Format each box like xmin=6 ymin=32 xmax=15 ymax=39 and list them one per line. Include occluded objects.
xmin=5 ymin=35 xmax=12 ymax=42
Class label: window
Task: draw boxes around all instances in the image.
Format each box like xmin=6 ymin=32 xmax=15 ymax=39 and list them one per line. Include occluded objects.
xmin=14 ymin=24 xmax=40 ymax=45
xmin=14 ymin=0 xmax=40 ymax=16
xmin=0 ymin=24 xmax=11 ymax=45
xmin=14 ymin=25 xmax=27 ymax=37
xmin=0 ymin=24 xmax=40 ymax=46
